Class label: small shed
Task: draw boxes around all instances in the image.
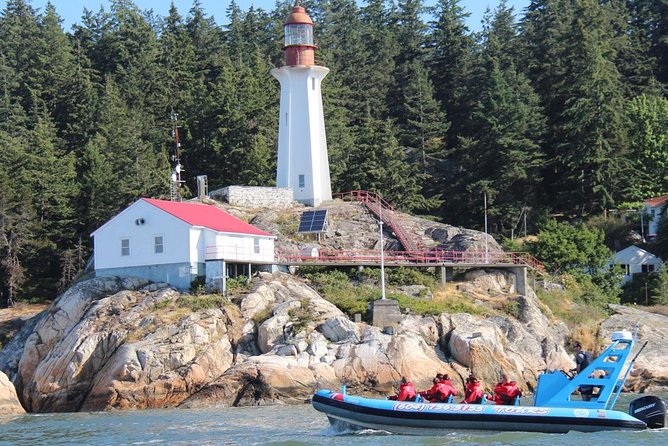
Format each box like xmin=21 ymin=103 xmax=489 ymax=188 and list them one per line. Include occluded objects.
xmin=92 ymin=198 xmax=275 ymax=291
xmin=609 ymin=245 xmax=662 ymax=283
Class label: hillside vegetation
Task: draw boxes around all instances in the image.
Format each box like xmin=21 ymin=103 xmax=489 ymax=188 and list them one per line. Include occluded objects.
xmin=1 ymin=0 xmax=667 ymax=303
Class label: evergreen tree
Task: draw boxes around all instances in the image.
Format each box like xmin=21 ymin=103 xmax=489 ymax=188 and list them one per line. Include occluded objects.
xmin=522 ymin=0 xmax=630 ymax=216
xmin=427 ymin=0 xmax=475 ymax=146
xmin=623 ymin=94 xmax=668 ymax=200
xmin=464 ymin=2 xmax=545 ymax=233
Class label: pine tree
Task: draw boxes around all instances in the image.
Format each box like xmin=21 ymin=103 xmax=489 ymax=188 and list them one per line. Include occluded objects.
xmin=444 ymin=2 xmax=545 ymax=231
xmin=427 ymin=0 xmax=475 ymax=146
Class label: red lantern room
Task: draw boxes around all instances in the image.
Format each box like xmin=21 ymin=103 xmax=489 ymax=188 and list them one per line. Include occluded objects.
xmin=283 ymin=5 xmax=316 ymax=66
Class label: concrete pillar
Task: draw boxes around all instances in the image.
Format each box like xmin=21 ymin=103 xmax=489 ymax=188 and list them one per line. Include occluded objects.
xmin=440 ymin=266 xmax=453 ymax=285
xmin=369 ymin=299 xmax=402 ymax=330
xmin=511 ymin=266 xmax=528 ymax=296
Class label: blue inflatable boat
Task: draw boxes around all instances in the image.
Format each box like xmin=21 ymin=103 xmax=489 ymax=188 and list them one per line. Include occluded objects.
xmin=312 ymin=331 xmax=666 ymax=434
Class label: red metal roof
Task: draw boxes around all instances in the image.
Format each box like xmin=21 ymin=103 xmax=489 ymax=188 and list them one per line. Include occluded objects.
xmin=285 ymin=6 xmax=314 ymax=25
xmin=143 ymin=198 xmax=273 ymax=237
xmin=644 ymin=194 xmax=668 ymax=207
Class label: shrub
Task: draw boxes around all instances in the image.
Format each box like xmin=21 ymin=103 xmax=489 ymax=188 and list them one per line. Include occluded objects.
xmin=386 ymin=267 xmax=437 ymax=288
xmin=190 ymin=277 xmax=206 ymax=295
xmin=226 ymin=275 xmax=250 ymax=293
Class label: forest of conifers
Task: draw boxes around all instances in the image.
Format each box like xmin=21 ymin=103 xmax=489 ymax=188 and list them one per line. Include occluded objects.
xmin=0 ymin=0 xmax=666 ymax=302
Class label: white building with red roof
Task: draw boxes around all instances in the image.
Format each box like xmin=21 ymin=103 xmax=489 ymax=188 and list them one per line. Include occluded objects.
xmin=643 ymin=194 xmax=668 ymax=239
xmin=91 ymin=198 xmax=275 ymax=291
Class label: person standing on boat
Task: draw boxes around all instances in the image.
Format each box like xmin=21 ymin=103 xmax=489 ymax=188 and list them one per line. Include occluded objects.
xmin=461 ymin=375 xmax=485 ymax=404
xmin=570 ymin=341 xmax=594 ymax=401
xmin=389 ymin=377 xmax=417 ymax=401
xmin=492 ymin=373 xmax=522 ymax=405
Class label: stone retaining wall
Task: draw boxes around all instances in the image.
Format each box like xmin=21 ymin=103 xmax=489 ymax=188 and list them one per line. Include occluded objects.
xmin=212 ymin=186 xmax=295 ymax=209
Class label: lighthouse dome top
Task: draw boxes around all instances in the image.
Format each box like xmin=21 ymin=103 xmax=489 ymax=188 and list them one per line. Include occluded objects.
xmin=285 ymin=5 xmax=314 ymax=25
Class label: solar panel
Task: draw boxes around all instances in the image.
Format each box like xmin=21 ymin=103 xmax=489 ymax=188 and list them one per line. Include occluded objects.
xmin=298 ymin=209 xmax=328 ymax=233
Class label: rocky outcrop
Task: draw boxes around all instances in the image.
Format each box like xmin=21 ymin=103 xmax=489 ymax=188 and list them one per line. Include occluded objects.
xmin=2 ymin=270 xmax=666 ymax=413
xmin=251 ymin=200 xmax=503 ymax=254
xmin=601 ymin=304 xmax=668 ymax=390
xmin=0 ymin=370 xmax=25 ymax=415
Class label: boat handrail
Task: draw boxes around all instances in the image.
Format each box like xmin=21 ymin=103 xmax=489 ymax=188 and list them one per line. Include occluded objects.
xmin=609 ymin=340 xmax=648 ymax=409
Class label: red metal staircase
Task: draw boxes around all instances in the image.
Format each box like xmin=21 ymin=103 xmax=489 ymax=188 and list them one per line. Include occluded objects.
xmin=333 ymin=190 xmax=425 ymax=252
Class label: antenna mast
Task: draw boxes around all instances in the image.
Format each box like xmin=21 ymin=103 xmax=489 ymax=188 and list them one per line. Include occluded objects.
xmin=170 ymin=111 xmax=184 ymax=201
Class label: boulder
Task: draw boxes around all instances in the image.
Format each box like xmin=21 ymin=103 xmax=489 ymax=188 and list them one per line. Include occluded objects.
xmin=318 ymin=316 xmax=360 ymax=343
xmin=0 ymin=370 xmax=25 ymax=415
xmin=601 ymin=305 xmax=668 ymax=390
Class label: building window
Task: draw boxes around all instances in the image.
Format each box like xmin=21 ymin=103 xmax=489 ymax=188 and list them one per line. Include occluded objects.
xmin=121 ymin=239 xmax=130 ymax=256
xmin=254 ymin=237 xmax=260 ymax=254
xmin=641 ymin=264 xmax=655 ymax=273
xmin=622 ymin=264 xmax=631 ymax=275
xmin=154 ymin=236 xmax=164 ymax=254
xmin=298 ymin=174 xmax=305 ymax=188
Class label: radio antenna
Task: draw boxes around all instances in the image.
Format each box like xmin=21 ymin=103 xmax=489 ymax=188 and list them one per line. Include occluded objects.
xmin=170 ymin=111 xmax=184 ymax=201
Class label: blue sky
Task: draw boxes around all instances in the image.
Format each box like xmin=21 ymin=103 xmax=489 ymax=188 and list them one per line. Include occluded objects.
xmin=0 ymin=1 xmax=531 ymax=32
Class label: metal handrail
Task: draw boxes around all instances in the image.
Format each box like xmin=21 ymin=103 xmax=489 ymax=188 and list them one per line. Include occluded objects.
xmin=275 ymin=247 xmax=545 ymax=271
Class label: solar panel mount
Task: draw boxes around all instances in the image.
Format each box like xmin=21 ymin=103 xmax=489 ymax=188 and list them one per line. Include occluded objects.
xmin=298 ymin=209 xmax=328 ymax=234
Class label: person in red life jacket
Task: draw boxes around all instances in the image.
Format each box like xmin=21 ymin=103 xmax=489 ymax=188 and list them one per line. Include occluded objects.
xmin=438 ymin=373 xmax=458 ymax=400
xmin=461 ymin=375 xmax=485 ymax=404
xmin=492 ymin=373 xmax=522 ymax=405
xmin=388 ymin=376 xmax=417 ymax=401
xmin=420 ymin=377 xmax=456 ymax=403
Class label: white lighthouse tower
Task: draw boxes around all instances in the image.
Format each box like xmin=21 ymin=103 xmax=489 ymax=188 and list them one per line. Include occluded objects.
xmin=272 ymin=5 xmax=332 ymax=207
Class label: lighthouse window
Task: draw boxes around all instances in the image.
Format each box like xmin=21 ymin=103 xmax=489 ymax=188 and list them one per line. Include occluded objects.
xmin=284 ymin=24 xmax=313 ymax=46
xmin=285 ymin=112 xmax=288 ymax=125
xmin=312 ymin=77 xmax=316 ymax=90
xmin=298 ymin=174 xmax=305 ymax=188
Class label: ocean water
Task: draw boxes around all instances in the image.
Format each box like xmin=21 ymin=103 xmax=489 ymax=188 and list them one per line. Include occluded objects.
xmin=0 ymin=395 xmax=666 ymax=446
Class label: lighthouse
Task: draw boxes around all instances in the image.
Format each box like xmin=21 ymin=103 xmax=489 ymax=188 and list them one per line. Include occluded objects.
xmin=272 ymin=5 xmax=332 ymax=207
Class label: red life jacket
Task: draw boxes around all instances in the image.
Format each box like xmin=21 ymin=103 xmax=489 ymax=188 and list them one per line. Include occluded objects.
xmin=421 ymin=382 xmax=455 ymax=402
xmin=493 ymin=380 xmax=522 ymax=405
xmin=397 ymin=382 xmax=417 ymax=401
xmin=439 ymin=379 xmax=458 ymax=398
xmin=463 ymin=381 xmax=484 ymax=404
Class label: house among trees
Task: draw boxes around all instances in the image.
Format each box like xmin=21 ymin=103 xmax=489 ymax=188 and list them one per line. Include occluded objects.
xmin=609 ymin=245 xmax=662 ymax=283
xmin=91 ymin=198 xmax=275 ymax=291
xmin=643 ymin=195 xmax=668 ymax=240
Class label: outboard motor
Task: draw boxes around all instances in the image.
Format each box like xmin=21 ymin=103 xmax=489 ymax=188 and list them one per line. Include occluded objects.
xmin=629 ymin=395 xmax=667 ymax=429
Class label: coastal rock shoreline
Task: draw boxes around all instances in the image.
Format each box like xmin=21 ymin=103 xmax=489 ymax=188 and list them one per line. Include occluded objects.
xmin=0 ymin=273 xmax=666 ymax=413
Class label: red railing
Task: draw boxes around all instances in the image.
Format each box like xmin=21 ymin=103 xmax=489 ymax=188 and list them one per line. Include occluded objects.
xmin=333 ymin=190 xmax=425 ymax=252
xmin=275 ymin=248 xmax=545 ymax=272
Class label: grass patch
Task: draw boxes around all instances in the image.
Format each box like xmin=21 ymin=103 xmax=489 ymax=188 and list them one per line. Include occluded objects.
xmin=634 ymin=304 xmax=668 ymax=317
xmin=175 ymin=295 xmax=225 ymax=312
xmin=252 ymin=305 xmax=274 ymax=325
xmin=274 ymin=212 xmax=300 ymax=237
xmin=300 ymin=268 xmax=485 ymax=317
xmin=288 ymin=298 xmax=314 ymax=334
xmin=536 ymin=288 xmax=608 ymax=325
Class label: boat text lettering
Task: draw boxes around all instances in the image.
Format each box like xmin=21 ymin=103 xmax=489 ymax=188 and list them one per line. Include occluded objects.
xmin=492 ymin=406 xmax=551 ymax=415
xmin=393 ymin=403 xmax=485 ymax=413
